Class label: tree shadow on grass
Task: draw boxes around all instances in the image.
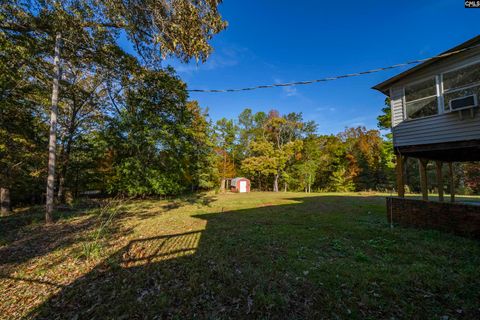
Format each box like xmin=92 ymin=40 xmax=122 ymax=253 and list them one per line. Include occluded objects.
xmin=0 ymin=200 xmax=101 ymax=245
xmin=20 ymin=195 xmax=480 ymax=319
xmin=0 ymin=215 xmax=97 ymax=274
xmin=120 ymin=193 xmax=218 ymax=221
xmin=0 ymin=200 xmax=134 ymax=276
xmin=0 ymin=194 xmax=216 ymax=274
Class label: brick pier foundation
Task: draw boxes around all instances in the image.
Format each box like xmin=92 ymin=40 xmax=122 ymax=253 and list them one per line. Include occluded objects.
xmin=386 ymin=197 xmax=480 ymax=238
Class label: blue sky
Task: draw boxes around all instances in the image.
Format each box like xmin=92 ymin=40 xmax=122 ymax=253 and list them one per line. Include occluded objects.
xmin=145 ymin=1 xmax=478 ymax=135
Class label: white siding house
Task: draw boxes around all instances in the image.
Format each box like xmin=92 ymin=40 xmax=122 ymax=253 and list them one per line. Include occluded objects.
xmin=374 ymin=35 xmax=480 ymax=159
xmin=374 ymin=35 xmax=480 ymax=200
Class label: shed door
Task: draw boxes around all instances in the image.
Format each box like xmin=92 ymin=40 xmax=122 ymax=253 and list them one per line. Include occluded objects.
xmin=239 ymin=180 xmax=247 ymax=193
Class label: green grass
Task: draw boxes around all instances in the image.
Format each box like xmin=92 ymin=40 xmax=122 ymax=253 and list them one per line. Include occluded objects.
xmin=0 ymin=192 xmax=479 ymax=319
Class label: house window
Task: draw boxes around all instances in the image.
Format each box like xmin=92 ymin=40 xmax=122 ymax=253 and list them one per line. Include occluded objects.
xmin=404 ymin=78 xmax=438 ymax=119
xmin=442 ymin=63 xmax=480 ymax=111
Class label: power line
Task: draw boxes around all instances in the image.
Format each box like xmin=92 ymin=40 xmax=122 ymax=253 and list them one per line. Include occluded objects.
xmin=188 ymin=43 xmax=480 ymax=93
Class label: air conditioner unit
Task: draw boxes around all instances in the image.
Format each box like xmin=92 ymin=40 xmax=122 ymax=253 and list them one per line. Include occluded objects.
xmin=448 ymin=94 xmax=478 ymax=112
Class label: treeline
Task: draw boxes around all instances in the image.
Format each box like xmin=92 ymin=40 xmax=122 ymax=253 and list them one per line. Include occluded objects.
xmin=1 ymin=57 xmax=220 ymax=205
xmin=215 ymin=109 xmax=395 ymax=193
xmin=3 ymin=45 xmax=480 ymax=213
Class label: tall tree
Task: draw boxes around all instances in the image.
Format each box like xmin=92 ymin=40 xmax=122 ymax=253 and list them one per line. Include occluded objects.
xmin=338 ymin=127 xmax=394 ymax=191
xmin=214 ymin=118 xmax=237 ymax=191
xmin=1 ymin=0 xmax=226 ymax=222
xmin=56 ymin=62 xmax=112 ymax=203
xmin=0 ymin=25 xmax=48 ymax=214
xmin=0 ymin=105 xmax=47 ymax=215
xmin=296 ymin=136 xmax=322 ymax=193
xmin=184 ymin=101 xmax=219 ymax=191
xmin=242 ymin=110 xmax=304 ymax=192
xmin=377 ymin=97 xmax=392 ymax=133
xmin=103 ymin=68 xmax=194 ymax=196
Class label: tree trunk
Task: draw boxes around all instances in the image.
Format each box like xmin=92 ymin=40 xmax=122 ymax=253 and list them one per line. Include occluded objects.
xmin=284 ymin=182 xmax=287 ymax=192
xmin=57 ymin=136 xmax=73 ymax=204
xmin=57 ymin=174 xmax=66 ymax=203
xmin=273 ymin=173 xmax=279 ymax=192
xmin=74 ymin=167 xmax=80 ymax=199
xmin=419 ymin=159 xmax=428 ymax=201
xmin=222 ymin=150 xmax=226 ymax=193
xmin=57 ymin=146 xmax=66 ymax=203
xmin=435 ymin=161 xmax=444 ymax=202
xmin=448 ymin=162 xmax=455 ymax=203
xmin=1 ymin=187 xmax=11 ymax=216
xmin=46 ymin=32 xmax=62 ymax=224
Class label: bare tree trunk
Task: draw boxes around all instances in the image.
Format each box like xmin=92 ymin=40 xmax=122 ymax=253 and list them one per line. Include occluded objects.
xmin=46 ymin=32 xmax=62 ymax=224
xmin=284 ymin=181 xmax=287 ymax=192
xmin=273 ymin=173 xmax=279 ymax=192
xmin=57 ymin=135 xmax=73 ymax=204
xmin=57 ymin=146 xmax=66 ymax=203
xmin=1 ymin=187 xmax=11 ymax=216
xmin=57 ymin=173 xmax=66 ymax=203
xmin=449 ymin=162 xmax=455 ymax=203
xmin=221 ymin=150 xmax=226 ymax=193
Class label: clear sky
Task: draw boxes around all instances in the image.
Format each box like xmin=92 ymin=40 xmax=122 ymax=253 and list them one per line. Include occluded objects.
xmin=148 ymin=1 xmax=478 ymax=135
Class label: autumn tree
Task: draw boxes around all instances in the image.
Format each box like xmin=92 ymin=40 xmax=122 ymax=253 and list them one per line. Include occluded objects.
xmin=242 ymin=110 xmax=305 ymax=192
xmin=463 ymin=162 xmax=480 ymax=194
xmin=338 ymin=127 xmax=394 ymax=191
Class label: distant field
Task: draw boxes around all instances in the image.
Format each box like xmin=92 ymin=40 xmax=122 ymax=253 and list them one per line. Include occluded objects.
xmin=1 ymin=192 xmax=479 ymax=319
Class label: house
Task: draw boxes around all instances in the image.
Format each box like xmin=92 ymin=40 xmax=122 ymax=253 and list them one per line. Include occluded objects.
xmin=373 ymin=35 xmax=480 ymax=198
xmin=230 ymin=177 xmax=250 ymax=193
xmin=373 ymin=35 xmax=480 ymax=237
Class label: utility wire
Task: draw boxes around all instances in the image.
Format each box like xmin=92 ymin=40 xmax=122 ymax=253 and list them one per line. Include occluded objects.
xmin=188 ymin=43 xmax=480 ymax=93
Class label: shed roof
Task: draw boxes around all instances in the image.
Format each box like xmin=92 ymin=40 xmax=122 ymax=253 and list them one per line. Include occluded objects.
xmin=373 ymin=35 xmax=480 ymax=95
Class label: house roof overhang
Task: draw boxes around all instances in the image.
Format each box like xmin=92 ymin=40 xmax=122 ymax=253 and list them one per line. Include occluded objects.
xmin=372 ymin=35 xmax=480 ymax=96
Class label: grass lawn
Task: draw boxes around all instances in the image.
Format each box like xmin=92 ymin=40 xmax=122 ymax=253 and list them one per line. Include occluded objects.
xmin=1 ymin=192 xmax=479 ymax=319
